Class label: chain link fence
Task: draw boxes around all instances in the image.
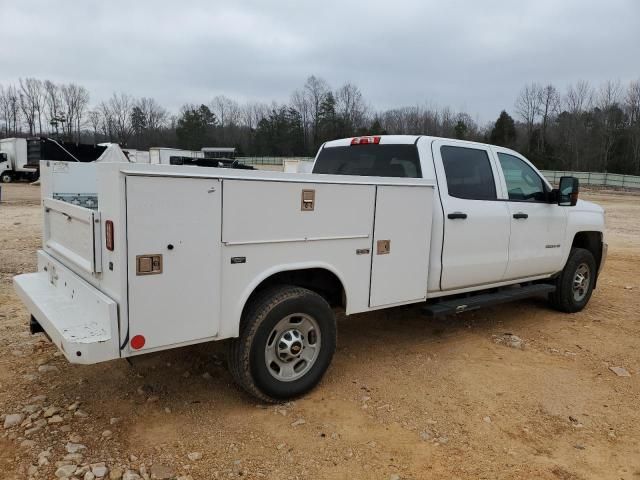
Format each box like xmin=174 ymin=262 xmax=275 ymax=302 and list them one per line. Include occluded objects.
xmin=237 ymin=157 xmax=313 ymax=166
xmin=237 ymin=158 xmax=640 ymax=190
xmin=541 ymin=170 xmax=640 ymax=190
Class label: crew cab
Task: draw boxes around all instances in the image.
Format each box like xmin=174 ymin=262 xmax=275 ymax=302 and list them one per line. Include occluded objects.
xmin=13 ymin=135 xmax=606 ymax=402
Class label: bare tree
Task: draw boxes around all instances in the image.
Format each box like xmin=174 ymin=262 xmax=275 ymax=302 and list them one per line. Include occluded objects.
xmin=98 ymin=101 xmax=114 ymax=141
xmin=625 ymin=79 xmax=640 ymax=173
xmin=211 ymin=95 xmax=240 ymax=143
xmin=596 ymin=80 xmax=622 ymax=171
xmin=335 ymin=83 xmax=367 ymax=133
xmin=563 ymin=81 xmax=593 ymax=169
xmin=565 ymin=80 xmax=593 ymax=114
xmin=515 ymin=83 xmax=542 ymax=149
xmin=44 ymin=80 xmax=64 ymax=135
xmin=537 ymin=84 xmax=560 ymax=152
xmin=0 ymin=85 xmax=21 ymax=136
xmin=87 ymin=109 xmax=101 ymax=143
xmin=19 ymin=78 xmax=45 ymax=135
xmin=291 ymin=89 xmax=310 ymax=148
xmin=137 ymin=97 xmax=168 ymax=131
xmin=60 ymin=84 xmax=90 ymax=141
xmin=104 ymin=93 xmax=134 ymax=145
xmin=303 ymin=76 xmax=330 ymax=148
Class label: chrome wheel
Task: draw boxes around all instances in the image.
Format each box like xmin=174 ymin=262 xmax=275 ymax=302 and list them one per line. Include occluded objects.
xmin=264 ymin=313 xmax=321 ymax=382
xmin=572 ymin=263 xmax=591 ymax=302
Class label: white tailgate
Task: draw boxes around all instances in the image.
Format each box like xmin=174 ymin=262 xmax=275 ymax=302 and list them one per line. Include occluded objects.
xmin=370 ymin=185 xmax=433 ymax=307
xmin=13 ymin=251 xmax=119 ymax=364
xmin=126 ymin=176 xmax=222 ymax=352
xmin=43 ymin=198 xmax=102 ymax=274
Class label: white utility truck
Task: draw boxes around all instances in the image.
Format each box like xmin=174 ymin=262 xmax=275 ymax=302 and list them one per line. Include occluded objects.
xmin=13 ymin=135 xmax=607 ymax=402
xmin=0 ymin=137 xmax=40 ymax=182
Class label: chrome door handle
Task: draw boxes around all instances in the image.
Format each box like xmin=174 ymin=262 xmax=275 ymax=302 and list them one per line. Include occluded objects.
xmin=513 ymin=212 xmax=528 ymax=219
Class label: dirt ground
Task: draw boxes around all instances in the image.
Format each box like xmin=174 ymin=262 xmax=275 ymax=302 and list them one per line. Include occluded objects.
xmin=0 ymin=182 xmax=638 ymax=480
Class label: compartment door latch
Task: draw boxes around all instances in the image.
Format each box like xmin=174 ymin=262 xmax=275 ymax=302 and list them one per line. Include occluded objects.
xmin=136 ymin=254 xmax=163 ymax=275
xmin=301 ymin=189 xmax=315 ymax=211
xmin=376 ymin=240 xmax=391 ymax=255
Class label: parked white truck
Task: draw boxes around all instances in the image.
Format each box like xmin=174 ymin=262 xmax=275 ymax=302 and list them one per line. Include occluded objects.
xmin=0 ymin=137 xmax=40 ymax=182
xmin=13 ymin=135 xmax=606 ymax=402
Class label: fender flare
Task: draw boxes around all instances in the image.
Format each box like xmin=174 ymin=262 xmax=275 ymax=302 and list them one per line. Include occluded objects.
xmin=230 ymin=261 xmax=349 ymax=337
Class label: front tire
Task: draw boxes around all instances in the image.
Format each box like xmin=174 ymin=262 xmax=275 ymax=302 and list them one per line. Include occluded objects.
xmin=549 ymin=248 xmax=596 ymax=313
xmin=1 ymin=172 xmax=12 ymax=183
xmin=228 ymin=285 xmax=337 ymax=402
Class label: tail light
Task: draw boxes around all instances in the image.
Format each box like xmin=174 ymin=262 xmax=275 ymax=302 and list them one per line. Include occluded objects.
xmin=351 ymin=136 xmax=381 ymax=145
xmin=105 ymin=220 xmax=114 ymax=251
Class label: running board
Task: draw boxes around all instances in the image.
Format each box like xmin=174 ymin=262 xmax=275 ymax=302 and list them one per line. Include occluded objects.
xmin=422 ymin=284 xmax=556 ymax=318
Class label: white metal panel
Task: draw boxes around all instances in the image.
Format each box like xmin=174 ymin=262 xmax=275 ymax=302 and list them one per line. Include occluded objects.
xmin=222 ymin=180 xmax=375 ymax=245
xmin=490 ymin=146 xmax=569 ymax=279
xmin=218 ymin=239 xmax=374 ymax=339
xmin=431 ymin=140 xmax=511 ymax=291
xmin=503 ymin=202 xmax=568 ymax=279
xmin=14 ymin=138 xmax=28 ymax=170
xmin=43 ymin=198 xmax=101 ymax=273
xmin=48 ymin=161 xmax=98 ymax=195
xmin=119 ymin=163 xmax=434 ymax=187
xmin=416 ymin=138 xmax=445 ymax=294
xmin=149 ymin=149 xmax=160 ymax=164
xmin=369 ymin=185 xmax=433 ymax=307
xmin=126 ymin=176 xmax=222 ymax=351
xmin=13 ymin=251 xmax=119 ymax=364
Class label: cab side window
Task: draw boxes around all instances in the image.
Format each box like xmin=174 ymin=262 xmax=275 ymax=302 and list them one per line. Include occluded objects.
xmin=440 ymin=146 xmax=497 ymax=200
xmin=497 ymin=153 xmax=546 ymax=201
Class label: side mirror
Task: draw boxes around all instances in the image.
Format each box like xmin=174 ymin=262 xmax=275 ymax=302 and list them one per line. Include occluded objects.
xmin=558 ymin=176 xmax=579 ymax=206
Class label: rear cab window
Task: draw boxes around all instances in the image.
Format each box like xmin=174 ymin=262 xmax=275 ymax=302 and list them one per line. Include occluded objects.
xmin=440 ymin=146 xmax=497 ymax=200
xmin=313 ymin=144 xmax=421 ymax=178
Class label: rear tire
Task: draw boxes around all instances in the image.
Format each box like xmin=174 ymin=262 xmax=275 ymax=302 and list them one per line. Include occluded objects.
xmin=228 ymin=285 xmax=337 ymax=403
xmin=549 ymin=247 xmax=596 ymax=313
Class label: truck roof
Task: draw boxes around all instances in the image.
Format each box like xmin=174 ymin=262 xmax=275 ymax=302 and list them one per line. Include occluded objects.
xmin=322 ymin=135 xmax=506 ymax=152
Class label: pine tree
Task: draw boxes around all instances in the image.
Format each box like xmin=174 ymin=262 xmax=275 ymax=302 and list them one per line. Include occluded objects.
xmin=490 ymin=111 xmax=517 ymax=147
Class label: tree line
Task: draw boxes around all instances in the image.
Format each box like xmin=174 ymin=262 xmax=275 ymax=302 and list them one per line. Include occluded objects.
xmin=1 ymin=76 xmax=639 ymax=174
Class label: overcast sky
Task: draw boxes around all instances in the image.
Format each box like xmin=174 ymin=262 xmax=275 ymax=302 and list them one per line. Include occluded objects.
xmin=1 ymin=0 xmax=639 ymax=123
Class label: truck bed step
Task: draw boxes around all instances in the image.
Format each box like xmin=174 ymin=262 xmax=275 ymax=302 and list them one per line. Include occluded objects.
xmin=422 ymin=283 xmax=556 ymax=317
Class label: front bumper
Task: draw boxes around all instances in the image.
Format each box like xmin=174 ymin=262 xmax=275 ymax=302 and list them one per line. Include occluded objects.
xmin=13 ymin=251 xmax=120 ymax=364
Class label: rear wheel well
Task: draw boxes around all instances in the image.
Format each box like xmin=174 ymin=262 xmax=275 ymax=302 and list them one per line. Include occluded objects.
xmin=242 ymin=268 xmax=345 ymax=323
xmin=571 ymin=231 xmax=603 ymax=279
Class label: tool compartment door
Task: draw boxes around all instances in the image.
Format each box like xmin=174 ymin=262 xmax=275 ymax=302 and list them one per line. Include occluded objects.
xmin=370 ymin=185 xmax=433 ymax=307
xmin=43 ymin=198 xmax=101 ymax=274
xmin=126 ymin=175 xmax=222 ymax=351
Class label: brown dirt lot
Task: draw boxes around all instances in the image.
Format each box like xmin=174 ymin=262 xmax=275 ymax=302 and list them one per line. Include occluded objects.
xmin=0 ymin=183 xmax=638 ymax=480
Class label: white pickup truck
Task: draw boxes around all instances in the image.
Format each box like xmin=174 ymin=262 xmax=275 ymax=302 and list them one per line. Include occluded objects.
xmin=13 ymin=135 xmax=607 ymax=402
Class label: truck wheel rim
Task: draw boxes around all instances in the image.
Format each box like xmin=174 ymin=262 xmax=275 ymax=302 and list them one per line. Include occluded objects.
xmin=264 ymin=313 xmax=321 ymax=382
xmin=572 ymin=263 xmax=590 ymax=302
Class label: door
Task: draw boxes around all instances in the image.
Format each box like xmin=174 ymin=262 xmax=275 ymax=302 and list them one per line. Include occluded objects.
xmin=43 ymin=198 xmax=102 ymax=274
xmin=493 ymin=150 xmax=568 ymax=279
xmin=369 ymin=185 xmax=432 ymax=307
xmin=432 ymin=140 xmax=511 ymax=290
xmin=126 ymin=175 xmax=222 ymax=352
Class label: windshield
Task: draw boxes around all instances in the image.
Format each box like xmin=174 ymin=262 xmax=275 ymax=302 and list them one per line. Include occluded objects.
xmin=312 ymin=144 xmax=421 ymax=178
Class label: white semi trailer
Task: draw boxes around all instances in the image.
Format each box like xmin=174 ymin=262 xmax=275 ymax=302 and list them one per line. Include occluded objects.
xmin=13 ymin=135 xmax=606 ymax=402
